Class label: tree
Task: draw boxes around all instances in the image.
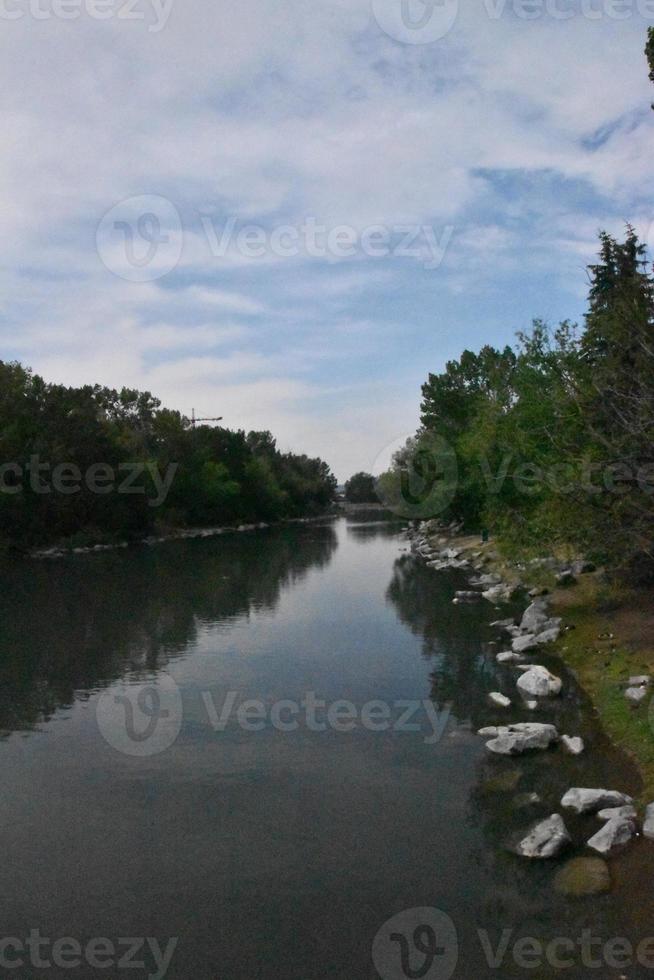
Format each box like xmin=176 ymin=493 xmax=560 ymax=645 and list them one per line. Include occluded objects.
xmin=646 ymin=27 xmax=654 ymax=104
xmin=344 ymin=472 xmax=378 ymax=503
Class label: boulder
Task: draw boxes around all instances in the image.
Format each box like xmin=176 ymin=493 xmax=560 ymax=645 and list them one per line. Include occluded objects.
xmin=553 ymin=857 xmax=610 ymax=896
xmin=561 ymin=788 xmax=633 ymax=814
xmin=587 ymin=815 xmax=636 ymax=855
xmin=561 ymin=735 xmax=585 ymax=755
xmin=643 ymin=803 xmax=654 ymax=840
xmin=488 ymin=692 xmax=511 ymax=708
xmin=482 ymin=584 xmax=514 ymax=603
xmin=556 ymin=569 xmax=576 ymax=586
xmin=629 ymin=675 xmax=651 ymax=687
xmin=517 ymin=666 xmax=562 ymax=698
xmin=520 ymin=601 xmax=550 ymax=634
xmin=454 ymin=590 xmax=481 ymax=602
xmin=497 ymin=651 xmax=524 ymax=664
xmin=534 ymin=626 xmax=561 ymax=645
xmin=490 ymin=618 xmax=515 ymax=629
xmin=516 ymin=814 xmax=571 ymax=859
xmin=512 ymin=634 xmax=539 ymax=654
xmin=484 ymin=722 xmax=558 ymax=755
xmin=528 ymin=586 xmax=549 ymax=598
xmin=597 ymin=804 xmax=637 ymax=822
xmin=471 ymin=573 xmax=502 ymax=587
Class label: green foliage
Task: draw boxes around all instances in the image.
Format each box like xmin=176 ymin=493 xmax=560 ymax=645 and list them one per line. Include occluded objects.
xmin=0 ymin=365 xmax=336 ymax=548
xmin=404 ymin=229 xmax=654 ymax=571
xmin=647 ymin=27 xmax=654 ymax=102
xmin=344 ymin=471 xmax=378 ymax=503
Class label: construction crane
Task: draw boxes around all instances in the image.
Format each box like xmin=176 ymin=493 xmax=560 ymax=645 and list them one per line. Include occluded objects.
xmin=190 ymin=409 xmax=223 ymax=428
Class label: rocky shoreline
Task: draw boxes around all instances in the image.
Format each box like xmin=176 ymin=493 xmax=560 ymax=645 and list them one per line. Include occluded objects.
xmin=406 ymin=517 xmax=654 ymax=876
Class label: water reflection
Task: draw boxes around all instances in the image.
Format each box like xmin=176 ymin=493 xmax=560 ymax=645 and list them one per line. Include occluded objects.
xmin=386 ymin=547 xmax=654 ymax=979
xmin=0 ymin=523 xmax=337 ymax=736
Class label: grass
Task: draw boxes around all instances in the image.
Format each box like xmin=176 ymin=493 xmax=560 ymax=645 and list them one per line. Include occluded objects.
xmin=437 ymin=529 xmax=654 ymax=804
xmin=551 ymin=575 xmax=654 ymax=804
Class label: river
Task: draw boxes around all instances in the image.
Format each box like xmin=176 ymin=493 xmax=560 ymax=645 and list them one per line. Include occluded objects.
xmin=1 ymin=515 xmax=653 ymax=979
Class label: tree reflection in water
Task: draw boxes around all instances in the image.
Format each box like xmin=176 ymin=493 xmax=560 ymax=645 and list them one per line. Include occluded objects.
xmin=0 ymin=522 xmax=337 ymax=736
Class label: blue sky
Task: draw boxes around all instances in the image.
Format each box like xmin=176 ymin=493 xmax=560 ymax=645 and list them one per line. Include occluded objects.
xmin=1 ymin=0 xmax=654 ymax=480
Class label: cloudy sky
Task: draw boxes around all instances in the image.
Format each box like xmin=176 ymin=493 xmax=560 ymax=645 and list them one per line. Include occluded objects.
xmin=2 ymin=0 xmax=653 ymax=480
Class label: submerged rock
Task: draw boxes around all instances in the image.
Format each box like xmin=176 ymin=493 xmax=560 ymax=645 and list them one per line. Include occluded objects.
xmin=482 ymin=769 xmax=522 ymax=793
xmin=516 ymin=814 xmax=571 ymax=859
xmin=517 ymin=665 xmax=562 ymax=698
xmin=553 ymin=857 xmax=611 ymax=896
xmin=561 ymin=788 xmax=633 ymax=814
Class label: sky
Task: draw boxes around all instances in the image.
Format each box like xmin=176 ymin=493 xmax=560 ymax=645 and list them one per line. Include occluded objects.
xmin=1 ymin=0 xmax=653 ymax=481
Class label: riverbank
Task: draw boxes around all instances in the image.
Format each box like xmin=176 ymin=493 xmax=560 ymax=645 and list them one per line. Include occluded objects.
xmin=413 ymin=519 xmax=654 ymax=804
xmin=27 ymin=512 xmax=337 ymax=560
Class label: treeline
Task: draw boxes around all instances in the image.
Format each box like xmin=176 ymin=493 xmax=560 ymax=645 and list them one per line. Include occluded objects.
xmin=0 ymin=361 xmax=336 ymax=549
xmin=388 ymin=228 xmax=654 ymax=572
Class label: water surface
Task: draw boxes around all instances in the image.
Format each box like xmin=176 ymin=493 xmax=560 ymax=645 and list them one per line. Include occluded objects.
xmin=1 ymin=517 xmax=652 ymax=978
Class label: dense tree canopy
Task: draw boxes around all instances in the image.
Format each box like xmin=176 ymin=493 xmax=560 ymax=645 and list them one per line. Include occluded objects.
xmin=344 ymin=471 xmax=379 ymax=503
xmin=384 ymin=227 xmax=654 ymax=572
xmin=0 ymin=366 xmax=336 ymax=550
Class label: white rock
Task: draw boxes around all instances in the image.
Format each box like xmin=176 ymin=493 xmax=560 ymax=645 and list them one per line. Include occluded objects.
xmin=517 ymin=665 xmax=562 ymax=698
xmin=516 ymin=814 xmax=571 ymax=858
xmin=520 ymin=600 xmax=550 ymax=634
xmin=534 ymin=626 xmax=561 ymax=645
xmin=490 ymin=618 xmax=515 ymax=629
xmin=561 ymin=788 xmax=633 ymax=814
xmin=482 ymin=584 xmax=514 ymax=603
xmin=497 ymin=651 xmax=524 ymax=664
xmin=643 ymin=803 xmax=654 ymax=840
xmin=629 ymin=675 xmax=651 ymax=686
xmin=587 ymin=816 xmax=636 ymax=855
xmin=488 ymin=692 xmax=511 ymax=708
xmin=561 ymin=735 xmax=585 ymax=755
xmin=484 ymin=722 xmax=558 ymax=755
xmin=512 ymin=634 xmax=539 ymax=654
xmin=597 ymin=804 xmax=637 ymax=821
xmin=625 ymin=686 xmax=648 ymax=705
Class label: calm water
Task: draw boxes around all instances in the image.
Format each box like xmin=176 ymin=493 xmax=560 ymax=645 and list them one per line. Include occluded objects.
xmin=1 ymin=516 xmax=653 ymax=979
